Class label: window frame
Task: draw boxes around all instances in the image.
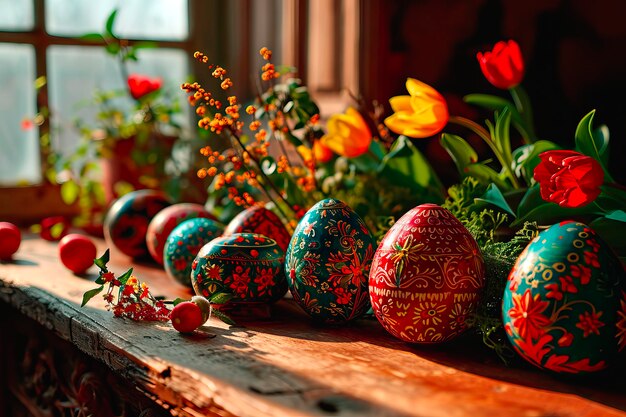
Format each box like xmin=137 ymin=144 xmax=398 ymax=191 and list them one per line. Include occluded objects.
xmin=0 ymin=0 xmax=213 ymax=224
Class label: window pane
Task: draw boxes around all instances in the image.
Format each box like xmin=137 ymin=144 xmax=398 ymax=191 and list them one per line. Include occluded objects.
xmin=45 ymin=0 xmax=188 ymax=40
xmin=0 ymin=0 xmax=34 ymax=31
xmin=0 ymin=43 xmax=40 ymax=185
xmin=47 ymin=45 xmax=190 ymax=156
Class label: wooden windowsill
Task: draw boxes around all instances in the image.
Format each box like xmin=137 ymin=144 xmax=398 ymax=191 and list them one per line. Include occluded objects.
xmin=0 ymin=184 xmax=78 ymax=226
xmin=0 ymin=235 xmax=625 ymax=417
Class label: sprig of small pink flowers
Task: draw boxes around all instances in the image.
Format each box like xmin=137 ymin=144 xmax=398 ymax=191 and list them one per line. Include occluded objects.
xmin=81 ymin=249 xmax=170 ymax=321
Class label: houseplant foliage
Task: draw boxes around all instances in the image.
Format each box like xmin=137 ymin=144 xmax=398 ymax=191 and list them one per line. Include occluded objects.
xmin=384 ymin=39 xmax=626 ymax=359
xmin=51 ymin=9 xmax=195 ymax=230
xmin=182 ymin=48 xmax=444 ymax=240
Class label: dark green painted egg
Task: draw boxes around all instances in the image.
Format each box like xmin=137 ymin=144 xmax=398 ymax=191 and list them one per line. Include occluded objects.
xmin=163 ymin=218 xmax=224 ymax=287
xmin=285 ymin=198 xmax=375 ymax=323
xmin=190 ymin=233 xmax=287 ymax=304
xmin=503 ymin=221 xmax=626 ymax=374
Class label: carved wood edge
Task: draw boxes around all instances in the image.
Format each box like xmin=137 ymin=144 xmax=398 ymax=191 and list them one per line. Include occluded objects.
xmin=0 ymin=279 xmax=347 ymax=417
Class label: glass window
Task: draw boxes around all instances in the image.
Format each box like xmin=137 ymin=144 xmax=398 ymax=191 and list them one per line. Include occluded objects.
xmin=45 ymin=0 xmax=189 ymax=40
xmin=0 ymin=43 xmax=40 ymax=185
xmin=0 ymin=0 xmax=34 ymax=31
xmin=47 ymin=46 xmax=189 ymax=156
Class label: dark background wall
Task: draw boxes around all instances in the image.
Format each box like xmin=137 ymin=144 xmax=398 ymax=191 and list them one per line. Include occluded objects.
xmin=370 ymin=0 xmax=626 ymax=184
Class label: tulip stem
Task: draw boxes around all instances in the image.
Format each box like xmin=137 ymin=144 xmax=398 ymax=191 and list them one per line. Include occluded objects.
xmin=510 ymin=85 xmax=536 ymax=143
xmin=449 ymin=115 xmax=521 ymax=189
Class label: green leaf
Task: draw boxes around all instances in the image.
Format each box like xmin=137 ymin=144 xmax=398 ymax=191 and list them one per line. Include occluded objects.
xmin=590 ymin=211 xmax=626 ymax=257
xmin=378 ymin=136 xmax=444 ymax=201
xmin=81 ymin=286 xmax=104 ymax=307
xmin=494 ymin=108 xmax=512 ymax=161
xmin=60 ymin=180 xmax=81 ymax=204
xmin=511 ymin=140 xmax=561 ymax=184
xmin=94 ymin=249 xmax=110 ymax=271
xmin=50 ymin=222 xmax=65 ymax=240
xmin=211 ymin=309 xmax=236 ymax=326
xmin=283 ymin=100 xmax=294 ymax=114
xmin=440 ymin=133 xmax=478 ymax=175
xmin=574 ymin=110 xmax=612 ymax=180
xmin=260 ymin=156 xmax=277 ymax=176
xmin=284 ymin=132 xmax=304 ymax=148
xmin=80 ymin=33 xmax=106 ymax=43
xmin=474 ymin=183 xmax=516 ymax=217
xmin=464 ymin=93 xmax=529 ymax=139
xmin=172 ymin=298 xmax=187 ymax=306
xmin=105 ymin=42 xmax=121 ymax=55
xmin=464 ymin=163 xmax=510 ymax=190
xmin=105 ymin=9 xmax=119 ymax=38
xmin=209 ymin=292 xmax=233 ymax=304
xmin=117 ymin=268 xmax=134 ymax=285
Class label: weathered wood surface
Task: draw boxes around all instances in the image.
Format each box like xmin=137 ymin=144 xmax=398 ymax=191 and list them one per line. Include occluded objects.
xmin=1 ymin=235 xmax=625 ymax=417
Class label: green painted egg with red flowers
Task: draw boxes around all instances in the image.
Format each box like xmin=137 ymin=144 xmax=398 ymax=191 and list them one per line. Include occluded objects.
xmin=104 ymin=190 xmax=171 ymax=259
xmin=503 ymin=221 xmax=626 ymax=374
xmin=285 ymin=198 xmax=375 ymax=323
xmin=164 ymin=218 xmax=224 ymax=287
xmin=190 ymin=233 xmax=287 ymax=304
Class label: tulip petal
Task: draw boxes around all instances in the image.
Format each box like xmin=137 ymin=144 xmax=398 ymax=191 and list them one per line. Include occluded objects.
xmin=389 ymin=95 xmax=412 ymax=113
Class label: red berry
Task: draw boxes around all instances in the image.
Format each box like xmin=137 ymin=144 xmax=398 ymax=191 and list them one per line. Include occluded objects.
xmin=0 ymin=222 xmax=21 ymax=260
xmin=171 ymin=301 xmax=204 ymax=333
xmin=59 ymin=234 xmax=97 ymax=274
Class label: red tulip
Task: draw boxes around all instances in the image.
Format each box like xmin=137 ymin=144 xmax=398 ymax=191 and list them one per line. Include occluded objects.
xmin=127 ymin=74 xmax=162 ymax=100
xmin=477 ymin=40 xmax=524 ymax=89
xmin=534 ymin=150 xmax=604 ymax=208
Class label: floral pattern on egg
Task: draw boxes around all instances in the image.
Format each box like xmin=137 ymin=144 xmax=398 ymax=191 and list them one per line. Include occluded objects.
xmin=503 ymin=221 xmax=626 ymax=374
xmin=285 ymin=198 xmax=375 ymax=323
xmin=191 ymin=233 xmax=287 ymax=304
xmin=224 ymin=206 xmax=291 ymax=252
xmin=164 ymin=218 xmax=224 ymax=287
xmin=369 ymin=204 xmax=484 ymax=343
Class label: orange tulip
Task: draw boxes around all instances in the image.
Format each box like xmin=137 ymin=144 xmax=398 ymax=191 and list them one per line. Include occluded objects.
xmin=313 ymin=140 xmax=334 ymax=163
xmin=320 ymin=107 xmax=372 ymax=158
xmin=384 ymin=78 xmax=448 ymax=138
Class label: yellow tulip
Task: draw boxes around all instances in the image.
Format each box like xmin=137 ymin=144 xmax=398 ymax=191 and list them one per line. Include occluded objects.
xmin=320 ymin=107 xmax=372 ymax=158
xmin=384 ymin=78 xmax=448 ymax=138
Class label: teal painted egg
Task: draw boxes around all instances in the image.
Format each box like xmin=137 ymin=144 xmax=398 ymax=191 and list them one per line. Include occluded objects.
xmin=146 ymin=203 xmax=218 ymax=265
xmin=503 ymin=221 xmax=626 ymax=374
xmin=104 ymin=190 xmax=171 ymax=259
xmin=190 ymin=233 xmax=287 ymax=304
xmin=224 ymin=206 xmax=291 ymax=252
xmin=285 ymin=198 xmax=375 ymax=323
xmin=164 ymin=218 xmax=224 ymax=287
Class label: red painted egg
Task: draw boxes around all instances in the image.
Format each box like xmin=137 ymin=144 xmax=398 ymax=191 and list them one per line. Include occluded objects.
xmin=369 ymin=204 xmax=485 ymax=343
xmin=59 ymin=234 xmax=98 ymax=274
xmin=224 ymin=206 xmax=291 ymax=251
xmin=0 ymin=222 xmax=21 ymax=260
xmin=103 ymin=190 xmax=171 ymax=259
xmin=146 ymin=203 xmax=218 ymax=264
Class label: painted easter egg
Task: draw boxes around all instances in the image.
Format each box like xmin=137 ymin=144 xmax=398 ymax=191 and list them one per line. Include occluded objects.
xmin=146 ymin=203 xmax=218 ymax=265
xmin=503 ymin=221 xmax=626 ymax=374
xmin=103 ymin=190 xmax=171 ymax=259
xmin=369 ymin=204 xmax=485 ymax=343
xmin=164 ymin=218 xmax=224 ymax=287
xmin=191 ymin=233 xmax=287 ymax=304
xmin=285 ymin=198 xmax=375 ymax=323
xmin=224 ymin=205 xmax=291 ymax=252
